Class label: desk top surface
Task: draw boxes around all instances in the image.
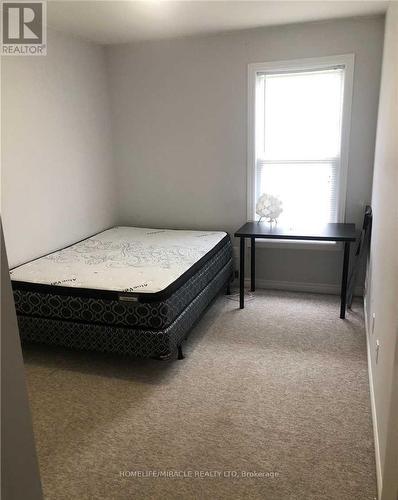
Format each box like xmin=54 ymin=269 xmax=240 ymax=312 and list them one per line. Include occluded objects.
xmin=234 ymin=222 xmax=357 ymax=242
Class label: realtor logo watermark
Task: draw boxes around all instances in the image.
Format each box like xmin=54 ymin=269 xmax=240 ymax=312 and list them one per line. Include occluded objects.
xmin=1 ymin=1 xmax=47 ymax=55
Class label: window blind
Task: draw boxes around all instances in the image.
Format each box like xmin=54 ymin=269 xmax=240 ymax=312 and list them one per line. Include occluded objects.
xmin=254 ymin=66 xmax=345 ymax=230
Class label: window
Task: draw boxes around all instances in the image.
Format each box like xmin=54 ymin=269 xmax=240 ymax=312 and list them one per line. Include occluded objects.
xmin=248 ymin=55 xmax=354 ymax=234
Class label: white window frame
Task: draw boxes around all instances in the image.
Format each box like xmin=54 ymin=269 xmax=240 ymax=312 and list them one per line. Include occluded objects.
xmin=247 ymin=54 xmax=354 ymax=249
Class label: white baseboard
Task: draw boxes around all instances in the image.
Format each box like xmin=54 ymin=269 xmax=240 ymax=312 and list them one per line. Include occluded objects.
xmin=240 ymin=277 xmax=363 ymax=297
xmin=364 ymin=295 xmax=382 ymax=499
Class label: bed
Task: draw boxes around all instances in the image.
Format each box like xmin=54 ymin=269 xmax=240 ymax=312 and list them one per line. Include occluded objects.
xmin=11 ymin=226 xmax=233 ymax=359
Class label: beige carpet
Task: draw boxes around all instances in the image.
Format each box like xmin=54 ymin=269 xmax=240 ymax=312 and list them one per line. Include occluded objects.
xmin=23 ymin=290 xmax=377 ymax=500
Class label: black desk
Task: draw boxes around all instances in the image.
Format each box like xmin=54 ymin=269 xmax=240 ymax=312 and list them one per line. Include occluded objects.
xmin=234 ymin=222 xmax=357 ymax=318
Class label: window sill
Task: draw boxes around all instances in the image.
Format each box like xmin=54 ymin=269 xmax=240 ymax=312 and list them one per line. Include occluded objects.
xmin=250 ymin=239 xmax=341 ymax=251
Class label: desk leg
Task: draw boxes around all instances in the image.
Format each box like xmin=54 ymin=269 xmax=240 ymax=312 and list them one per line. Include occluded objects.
xmin=251 ymin=237 xmax=255 ymax=292
xmin=240 ymin=237 xmax=245 ymax=309
xmin=340 ymin=242 xmax=350 ymax=319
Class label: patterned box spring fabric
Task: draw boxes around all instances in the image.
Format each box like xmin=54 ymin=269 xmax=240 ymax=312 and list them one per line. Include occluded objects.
xmin=13 ymin=241 xmax=232 ymax=330
xmin=17 ymin=260 xmax=233 ymax=358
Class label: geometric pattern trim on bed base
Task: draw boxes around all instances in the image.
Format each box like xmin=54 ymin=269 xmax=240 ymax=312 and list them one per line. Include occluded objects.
xmin=14 ymin=242 xmax=233 ymax=331
xmin=17 ymin=259 xmax=233 ymax=358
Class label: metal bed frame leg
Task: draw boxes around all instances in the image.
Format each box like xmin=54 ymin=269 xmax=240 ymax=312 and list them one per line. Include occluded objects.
xmin=177 ymin=344 xmax=185 ymax=360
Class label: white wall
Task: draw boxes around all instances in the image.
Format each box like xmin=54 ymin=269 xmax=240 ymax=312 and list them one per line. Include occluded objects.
xmin=1 ymin=221 xmax=43 ymax=500
xmin=1 ymin=28 xmax=116 ymax=268
xmin=107 ymin=15 xmax=384 ymax=291
xmin=365 ymin=3 xmax=398 ymax=499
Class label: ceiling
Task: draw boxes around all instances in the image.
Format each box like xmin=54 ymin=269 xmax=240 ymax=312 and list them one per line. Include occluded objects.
xmin=47 ymin=1 xmax=388 ymax=45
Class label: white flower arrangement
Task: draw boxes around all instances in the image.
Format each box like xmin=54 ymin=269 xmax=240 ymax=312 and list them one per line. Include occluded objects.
xmin=255 ymin=193 xmax=283 ymax=224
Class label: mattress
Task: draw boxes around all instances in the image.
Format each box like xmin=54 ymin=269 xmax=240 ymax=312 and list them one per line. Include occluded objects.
xmin=11 ymin=226 xmax=229 ymax=298
xmin=12 ymin=226 xmax=233 ymax=333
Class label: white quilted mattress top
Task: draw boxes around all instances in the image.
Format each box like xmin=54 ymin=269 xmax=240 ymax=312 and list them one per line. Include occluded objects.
xmin=10 ymin=226 xmax=227 ymax=294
